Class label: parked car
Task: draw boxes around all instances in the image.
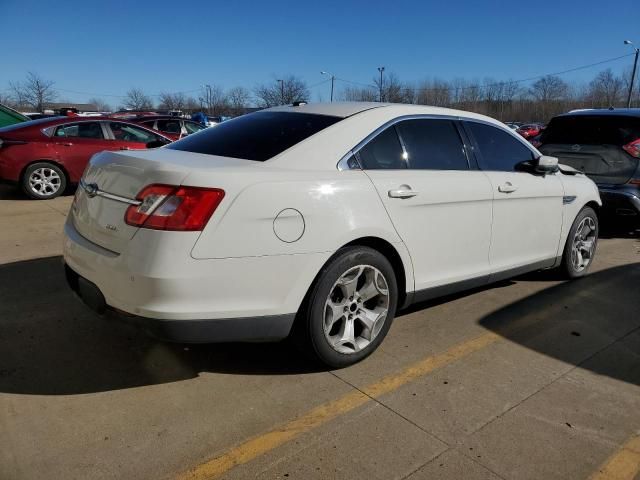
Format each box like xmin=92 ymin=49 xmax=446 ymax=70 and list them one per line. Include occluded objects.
xmin=539 ymin=109 xmax=640 ymax=221
xmin=504 ymin=121 xmax=522 ymax=130
xmin=63 ymin=102 xmax=601 ymax=367
xmin=516 ymin=123 xmax=543 ymax=139
xmin=0 ymin=117 xmax=172 ymax=199
xmin=0 ymin=103 xmax=30 ymax=128
xmin=206 ymin=116 xmax=225 ymax=127
xmin=129 ymin=115 xmax=206 ymax=141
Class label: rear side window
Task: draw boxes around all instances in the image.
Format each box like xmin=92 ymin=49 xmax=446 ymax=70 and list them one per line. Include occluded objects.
xmin=357 ymin=126 xmax=406 ymax=169
xmin=542 ymin=115 xmax=640 ymax=146
xmin=396 ymin=119 xmax=468 ymax=170
xmin=55 ymin=122 xmax=104 ymax=139
xmin=168 ymin=112 xmax=342 ymax=161
xmin=156 ymin=119 xmax=182 ymax=134
xmin=467 ymin=122 xmax=535 ymax=171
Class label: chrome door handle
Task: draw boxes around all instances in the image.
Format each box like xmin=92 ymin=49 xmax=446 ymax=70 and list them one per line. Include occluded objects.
xmin=498 ymin=182 xmax=517 ymax=193
xmin=59 ymin=142 xmax=73 ymax=146
xmin=388 ymin=186 xmax=418 ymax=199
xmin=119 ymin=146 xmax=130 ymax=150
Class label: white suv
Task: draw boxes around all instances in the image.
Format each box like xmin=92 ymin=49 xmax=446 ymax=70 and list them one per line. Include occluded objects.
xmin=63 ymin=102 xmax=601 ymax=367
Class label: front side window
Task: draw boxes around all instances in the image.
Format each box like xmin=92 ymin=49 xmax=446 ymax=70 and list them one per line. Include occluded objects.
xmin=396 ymin=119 xmax=468 ymax=170
xmin=109 ymin=122 xmax=158 ymax=143
xmin=54 ymin=122 xmax=104 ymax=139
xmin=467 ymin=122 xmax=535 ymax=171
xmin=168 ymin=112 xmax=342 ymax=161
xmin=357 ymin=126 xmax=406 ymax=169
xmin=184 ymin=121 xmax=205 ymax=134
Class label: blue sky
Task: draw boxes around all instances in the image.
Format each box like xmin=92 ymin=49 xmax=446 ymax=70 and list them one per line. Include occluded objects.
xmin=2 ymin=0 xmax=638 ymax=106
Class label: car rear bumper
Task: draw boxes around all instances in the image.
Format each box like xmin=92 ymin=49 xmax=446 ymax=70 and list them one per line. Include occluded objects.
xmin=64 ymin=263 xmax=295 ymax=343
xmin=62 ymin=216 xmax=331 ymax=342
xmin=598 ymin=187 xmax=640 ymax=217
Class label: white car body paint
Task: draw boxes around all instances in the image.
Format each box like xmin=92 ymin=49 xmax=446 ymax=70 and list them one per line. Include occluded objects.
xmin=63 ymin=102 xmax=601 ymax=342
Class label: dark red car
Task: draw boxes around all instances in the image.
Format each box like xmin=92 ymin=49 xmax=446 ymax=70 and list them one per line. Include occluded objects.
xmin=127 ymin=115 xmax=206 ymax=141
xmin=516 ymin=124 xmax=543 ymax=139
xmin=0 ymin=117 xmax=171 ymax=199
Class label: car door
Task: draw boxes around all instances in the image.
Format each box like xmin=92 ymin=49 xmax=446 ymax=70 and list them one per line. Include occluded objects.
xmin=464 ymin=120 xmax=564 ymax=274
xmin=105 ymin=121 xmax=165 ymax=150
xmin=52 ymin=121 xmax=113 ymax=180
xmin=359 ymin=118 xmax=494 ymax=295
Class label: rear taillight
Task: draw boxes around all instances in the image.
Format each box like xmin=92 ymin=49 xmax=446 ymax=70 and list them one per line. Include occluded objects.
xmin=125 ymin=184 xmax=225 ymax=231
xmin=622 ymin=138 xmax=640 ymax=158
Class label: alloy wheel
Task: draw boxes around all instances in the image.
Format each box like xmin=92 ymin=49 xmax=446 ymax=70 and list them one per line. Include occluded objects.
xmin=29 ymin=167 xmax=61 ymax=197
xmin=571 ymin=216 xmax=597 ymax=273
xmin=323 ymin=265 xmax=390 ymax=354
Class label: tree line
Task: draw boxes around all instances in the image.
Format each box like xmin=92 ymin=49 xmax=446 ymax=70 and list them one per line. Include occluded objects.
xmin=2 ymin=68 xmax=638 ymax=123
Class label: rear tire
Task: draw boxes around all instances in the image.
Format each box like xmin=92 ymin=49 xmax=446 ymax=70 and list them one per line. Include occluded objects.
xmin=561 ymin=206 xmax=598 ymax=278
xmin=294 ymin=246 xmax=398 ymax=368
xmin=22 ymin=162 xmax=66 ymax=200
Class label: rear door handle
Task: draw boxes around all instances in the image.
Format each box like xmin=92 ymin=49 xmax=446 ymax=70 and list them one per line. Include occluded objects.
xmin=498 ymin=182 xmax=517 ymax=193
xmin=119 ymin=146 xmax=130 ymax=150
xmin=388 ymin=186 xmax=418 ymax=199
xmin=59 ymin=142 xmax=73 ymax=147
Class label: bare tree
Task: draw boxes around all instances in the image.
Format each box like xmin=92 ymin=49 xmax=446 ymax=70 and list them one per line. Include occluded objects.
xmin=158 ymin=92 xmax=186 ymax=111
xmin=88 ymin=97 xmax=112 ymax=112
xmin=123 ymin=88 xmax=153 ymax=110
xmin=254 ymin=75 xmax=309 ymax=107
xmin=227 ymin=86 xmax=251 ymax=116
xmin=588 ymin=69 xmax=624 ymax=107
xmin=184 ymin=96 xmax=201 ymax=114
xmin=0 ymin=92 xmax=16 ymax=108
xmin=199 ymin=84 xmax=228 ymax=115
xmin=9 ymin=72 xmax=57 ymax=112
xmin=341 ymin=85 xmax=377 ymax=102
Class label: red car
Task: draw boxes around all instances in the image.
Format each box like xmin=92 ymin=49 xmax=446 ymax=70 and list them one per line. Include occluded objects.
xmin=0 ymin=117 xmax=171 ymax=199
xmin=516 ymin=124 xmax=543 ymax=139
xmin=127 ymin=115 xmax=206 ymax=141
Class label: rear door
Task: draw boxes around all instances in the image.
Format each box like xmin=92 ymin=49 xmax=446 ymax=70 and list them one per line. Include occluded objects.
xmin=465 ymin=121 xmax=563 ymax=273
xmin=539 ymin=115 xmax=640 ymax=185
xmin=361 ymin=118 xmax=494 ymax=292
xmin=52 ymin=121 xmax=113 ymax=180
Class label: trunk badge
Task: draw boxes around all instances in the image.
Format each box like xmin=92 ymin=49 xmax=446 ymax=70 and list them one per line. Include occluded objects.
xmin=83 ymin=182 xmax=99 ymax=198
xmin=105 ymin=224 xmax=118 ymax=231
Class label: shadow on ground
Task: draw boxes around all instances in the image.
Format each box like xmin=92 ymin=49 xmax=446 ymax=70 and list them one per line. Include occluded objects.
xmin=0 ymin=184 xmax=74 ymax=200
xmin=479 ymin=262 xmax=640 ymax=387
xmin=0 ymin=256 xmax=323 ymax=395
xmin=1 ymin=255 xmax=639 ymax=396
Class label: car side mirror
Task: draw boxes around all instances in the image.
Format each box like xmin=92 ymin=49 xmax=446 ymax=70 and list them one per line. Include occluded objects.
xmin=535 ymin=155 xmax=558 ymax=173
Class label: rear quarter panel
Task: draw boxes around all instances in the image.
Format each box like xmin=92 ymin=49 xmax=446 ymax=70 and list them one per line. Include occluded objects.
xmin=557 ymin=173 xmax=601 ymax=257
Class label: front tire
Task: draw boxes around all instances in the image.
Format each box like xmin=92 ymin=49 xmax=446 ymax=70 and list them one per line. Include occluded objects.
xmin=22 ymin=162 xmax=66 ymax=200
xmin=561 ymin=206 xmax=598 ymax=278
xmin=296 ymin=246 xmax=398 ymax=368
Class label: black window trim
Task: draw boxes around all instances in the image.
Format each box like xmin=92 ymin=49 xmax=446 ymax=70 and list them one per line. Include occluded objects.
xmin=338 ymin=114 xmax=540 ymax=171
xmin=52 ymin=120 xmax=108 ymax=140
xmin=461 ymin=118 xmax=541 ymax=172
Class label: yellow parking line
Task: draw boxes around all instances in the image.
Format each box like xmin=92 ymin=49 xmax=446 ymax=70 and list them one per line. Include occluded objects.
xmin=177 ymin=332 xmax=499 ymax=480
xmin=589 ymin=434 xmax=640 ymax=480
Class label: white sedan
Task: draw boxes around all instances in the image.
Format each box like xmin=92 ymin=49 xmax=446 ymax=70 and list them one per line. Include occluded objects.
xmin=63 ymin=102 xmax=601 ymax=367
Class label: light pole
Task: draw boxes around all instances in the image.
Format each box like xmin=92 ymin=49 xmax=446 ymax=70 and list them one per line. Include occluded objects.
xmin=320 ymin=71 xmax=335 ymax=102
xmin=377 ymin=66 xmax=385 ymax=102
xmin=624 ymin=40 xmax=639 ymax=108
xmin=277 ymin=79 xmax=285 ymax=105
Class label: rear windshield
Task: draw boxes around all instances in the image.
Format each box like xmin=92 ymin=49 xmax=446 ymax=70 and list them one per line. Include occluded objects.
xmin=541 ymin=115 xmax=640 ymax=146
xmin=167 ymin=111 xmax=342 ymax=161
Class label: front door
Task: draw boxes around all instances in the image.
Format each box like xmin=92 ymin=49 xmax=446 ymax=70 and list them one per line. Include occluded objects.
xmin=360 ymin=119 xmax=494 ymax=293
xmin=464 ymin=121 xmax=564 ymax=274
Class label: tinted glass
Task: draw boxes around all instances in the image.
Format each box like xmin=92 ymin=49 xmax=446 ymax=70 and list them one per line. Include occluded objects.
xmin=467 ymin=122 xmax=535 ymax=171
xmin=168 ymin=112 xmax=341 ymax=161
xmin=109 ymin=122 xmax=158 ymax=143
xmin=541 ymin=115 xmax=640 ymax=146
xmin=156 ymin=119 xmax=182 ymax=134
xmin=55 ymin=122 xmax=103 ymax=139
xmin=396 ymin=119 xmax=468 ymax=170
xmin=358 ymin=126 xmax=406 ymax=169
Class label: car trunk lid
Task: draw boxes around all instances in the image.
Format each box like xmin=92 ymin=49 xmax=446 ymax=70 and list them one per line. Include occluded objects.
xmin=71 ymin=148 xmax=255 ymax=253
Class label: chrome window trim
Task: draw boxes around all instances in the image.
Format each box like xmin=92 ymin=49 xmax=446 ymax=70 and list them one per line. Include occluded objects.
xmin=337 ymin=113 xmax=476 ymax=171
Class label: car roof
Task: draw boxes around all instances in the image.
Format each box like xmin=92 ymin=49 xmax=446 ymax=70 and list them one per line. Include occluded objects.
xmin=265 ymin=102 xmax=387 ymax=118
xmin=129 ymin=115 xmax=195 ymax=122
xmin=558 ymin=108 xmax=640 ymax=118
